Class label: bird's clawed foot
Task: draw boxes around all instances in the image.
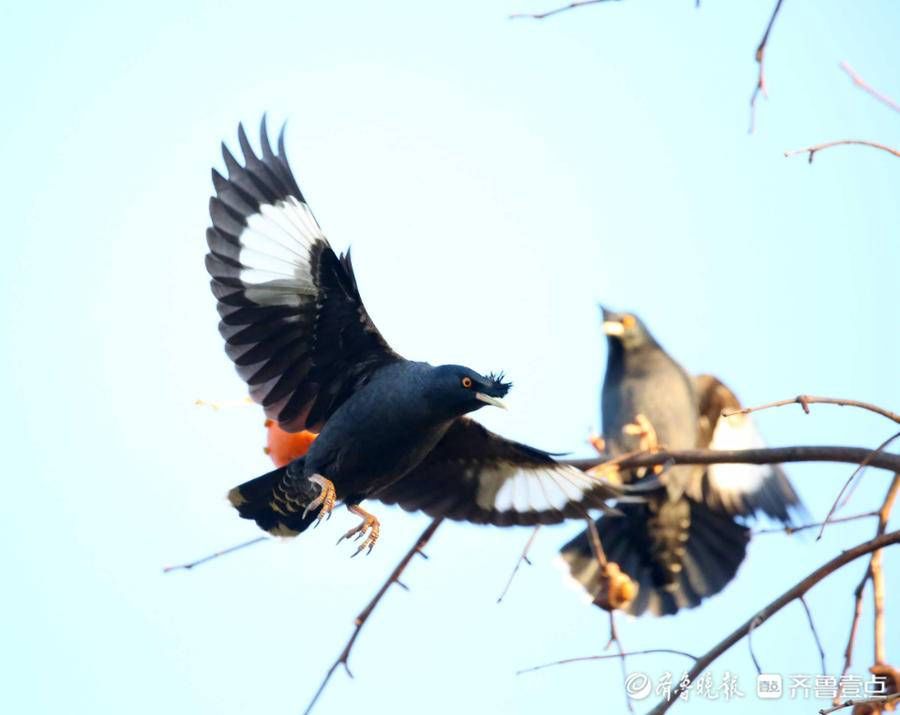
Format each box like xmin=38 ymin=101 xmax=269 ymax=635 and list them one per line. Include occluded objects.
xmin=623 ymin=413 xmax=659 ymax=450
xmin=337 ymin=504 xmax=381 ymax=556
xmin=302 ymin=474 xmax=337 ymax=524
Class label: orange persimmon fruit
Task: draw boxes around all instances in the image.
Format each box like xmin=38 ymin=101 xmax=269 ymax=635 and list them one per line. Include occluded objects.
xmin=263 ymin=419 xmax=317 ymax=467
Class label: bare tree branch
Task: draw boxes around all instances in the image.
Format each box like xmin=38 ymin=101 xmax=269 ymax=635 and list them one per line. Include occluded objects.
xmin=517 ymin=648 xmax=698 ymax=675
xmin=509 ymin=0 xmax=619 ymax=20
xmin=644 ymin=529 xmax=900 ymax=715
xmin=839 ymin=577 xmax=866 ymax=704
xmin=606 ymin=612 xmax=634 ymax=714
xmin=303 ymin=517 xmax=443 ymax=715
xmin=565 ymin=445 xmax=900 ymax=476
xmin=749 ymin=0 xmax=786 ymax=133
xmin=799 ymin=595 xmax=827 ymax=676
xmin=840 ymin=61 xmax=900 ymax=113
xmin=871 ymin=520 xmax=889 ymax=668
xmin=746 ymin=614 xmax=764 ymax=674
xmin=496 ymin=526 xmax=541 ymax=603
xmin=723 ymin=394 xmax=900 ymax=425
xmin=584 ymin=511 xmax=608 ymax=567
xmin=753 ymin=510 xmax=879 ymax=536
xmin=580 ymin=512 xmax=636 ymax=712
xmin=163 ymin=535 xmax=269 ymax=573
xmin=817 ymin=432 xmax=900 ymax=540
xmin=785 ymin=140 xmax=900 ymax=163
xmin=820 ymin=693 xmax=900 ymax=715
xmin=837 ymin=475 xmax=900 ymax=699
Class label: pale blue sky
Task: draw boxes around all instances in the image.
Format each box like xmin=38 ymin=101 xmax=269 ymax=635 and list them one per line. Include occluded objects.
xmin=1 ymin=2 xmax=898 ymax=714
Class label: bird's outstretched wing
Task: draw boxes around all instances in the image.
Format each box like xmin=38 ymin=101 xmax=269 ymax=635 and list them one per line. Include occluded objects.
xmin=693 ymin=374 xmax=803 ymax=523
xmin=206 ymin=119 xmax=402 ymax=431
xmin=377 ymin=418 xmax=623 ymax=525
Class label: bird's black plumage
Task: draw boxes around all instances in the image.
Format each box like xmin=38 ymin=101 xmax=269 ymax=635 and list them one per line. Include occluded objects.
xmin=206 ymin=119 xmax=622 ymax=545
xmin=560 ymin=308 xmax=804 ymax=615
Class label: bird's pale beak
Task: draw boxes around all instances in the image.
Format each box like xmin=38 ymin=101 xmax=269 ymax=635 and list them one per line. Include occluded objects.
xmin=602 ymin=321 xmax=625 ymax=336
xmin=476 ymin=392 xmax=508 ymax=410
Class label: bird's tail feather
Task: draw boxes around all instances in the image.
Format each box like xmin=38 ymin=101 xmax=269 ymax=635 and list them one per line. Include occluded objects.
xmin=227 ymin=460 xmax=318 ymax=537
xmin=559 ymin=499 xmax=749 ymax=616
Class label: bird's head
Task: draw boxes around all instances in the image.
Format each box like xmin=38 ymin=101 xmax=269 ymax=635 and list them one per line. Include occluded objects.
xmin=599 ymin=306 xmax=657 ymax=351
xmin=426 ymin=365 xmax=512 ymax=417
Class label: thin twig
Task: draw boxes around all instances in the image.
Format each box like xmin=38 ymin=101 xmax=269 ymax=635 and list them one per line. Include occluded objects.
xmin=607 ymin=612 xmax=634 ymax=714
xmin=820 ymin=693 xmax=900 ymax=715
xmin=645 ymin=529 xmax=900 ymax=715
xmin=840 ymin=61 xmax=900 ymax=113
xmin=582 ymin=514 xmax=633 ymax=712
xmin=799 ymin=596 xmax=827 ymax=676
xmin=749 ymin=0 xmax=786 ymax=134
xmin=785 ymin=140 xmax=900 ymax=163
xmin=565 ymin=445 xmax=900 ymax=476
xmin=509 ymin=0 xmax=618 ymax=20
xmin=753 ymin=510 xmax=879 ymax=536
xmin=838 ymin=574 xmax=866 ymax=701
xmin=496 ymin=526 xmax=541 ymax=603
xmin=723 ymin=395 xmax=900 ymax=425
xmin=746 ymin=615 xmax=764 ymax=675
xmin=584 ymin=513 xmax=608 ymax=567
xmin=162 ymin=535 xmax=269 ymax=572
xmin=517 ymin=649 xmax=697 ymax=675
xmin=303 ymin=517 xmax=443 ymax=715
xmin=816 ymin=432 xmax=900 ymax=540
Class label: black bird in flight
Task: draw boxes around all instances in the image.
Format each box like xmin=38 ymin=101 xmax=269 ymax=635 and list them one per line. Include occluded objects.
xmin=205 ymin=119 xmax=622 ymax=554
xmin=560 ymin=308 xmax=803 ymax=615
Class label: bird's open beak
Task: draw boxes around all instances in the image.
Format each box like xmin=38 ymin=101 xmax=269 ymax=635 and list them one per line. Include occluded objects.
xmin=602 ymin=320 xmax=625 ymax=336
xmin=476 ymin=392 xmax=508 ymax=410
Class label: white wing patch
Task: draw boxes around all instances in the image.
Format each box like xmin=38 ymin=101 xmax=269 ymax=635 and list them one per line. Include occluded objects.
xmin=238 ymin=197 xmax=326 ymax=304
xmin=476 ymin=463 xmax=605 ymax=514
xmin=707 ymin=413 xmax=769 ymax=498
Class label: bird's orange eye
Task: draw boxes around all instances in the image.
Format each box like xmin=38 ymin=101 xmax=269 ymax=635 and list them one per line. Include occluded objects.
xmin=622 ymin=315 xmax=636 ymax=329
xmin=461 ymin=376 xmax=473 ymax=389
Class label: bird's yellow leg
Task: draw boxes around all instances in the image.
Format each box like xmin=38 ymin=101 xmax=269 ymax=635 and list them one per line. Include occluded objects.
xmin=622 ymin=413 xmax=666 ymax=474
xmin=337 ymin=504 xmax=381 ymax=556
xmin=302 ymin=474 xmax=337 ymax=524
xmin=588 ymin=433 xmax=606 ymax=455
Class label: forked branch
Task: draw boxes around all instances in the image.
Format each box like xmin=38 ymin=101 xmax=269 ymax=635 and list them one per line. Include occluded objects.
xmin=645 ymin=529 xmax=900 ymax=715
xmin=723 ymin=394 xmax=900 ymax=424
xmin=749 ymin=0 xmax=786 ymax=133
xmin=303 ymin=517 xmax=444 ymax=715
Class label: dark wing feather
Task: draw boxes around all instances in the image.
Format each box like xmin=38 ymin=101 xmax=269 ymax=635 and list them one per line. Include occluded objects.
xmin=377 ymin=418 xmax=622 ymax=526
xmin=206 ymin=118 xmax=402 ymax=430
xmin=693 ymin=374 xmax=804 ymax=524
